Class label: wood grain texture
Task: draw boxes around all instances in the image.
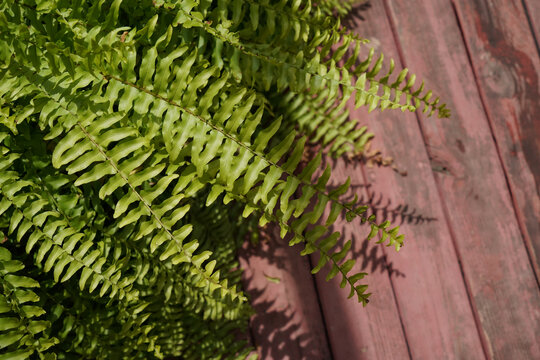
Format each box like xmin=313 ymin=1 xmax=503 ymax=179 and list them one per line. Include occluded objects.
xmin=522 ymin=0 xmax=540 ymax=46
xmin=452 ymin=0 xmax=540 ymax=282
xmin=383 ymin=0 xmax=540 ymax=358
xmin=310 ymin=158 xmax=410 ymax=360
xmin=341 ymin=2 xmax=487 ymax=358
xmin=238 ymin=227 xmax=332 ymax=360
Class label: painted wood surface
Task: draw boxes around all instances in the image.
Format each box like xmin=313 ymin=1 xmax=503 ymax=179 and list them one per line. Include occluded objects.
xmin=239 ymin=1 xmax=540 ymax=359
xmin=451 ymin=0 xmax=540 ymax=282
xmin=311 ymin=158 xmax=410 ymax=360
xmin=343 ymin=1 xmax=487 ymax=358
xmin=238 ymin=226 xmax=332 ymax=360
xmin=383 ymin=0 xmax=540 ymax=358
xmin=523 ymin=0 xmax=540 ymax=44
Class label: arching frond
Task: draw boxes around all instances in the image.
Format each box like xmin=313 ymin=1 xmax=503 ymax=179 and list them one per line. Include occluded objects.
xmin=0 ymin=246 xmax=59 ymax=359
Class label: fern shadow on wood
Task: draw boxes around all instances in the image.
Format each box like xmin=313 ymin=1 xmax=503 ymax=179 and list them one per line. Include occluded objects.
xmin=239 ymin=226 xmax=333 ymax=360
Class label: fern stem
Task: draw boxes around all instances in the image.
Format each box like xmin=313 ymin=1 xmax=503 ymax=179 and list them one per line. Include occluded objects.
xmin=76 ymin=120 xmax=245 ymax=301
xmin=174 ymin=8 xmax=409 ymax=106
xmin=102 ymin=73 xmax=402 ymax=248
xmin=4 ymin=60 xmax=245 ymax=303
xmin=229 ymin=191 xmax=371 ymax=304
xmin=0 ymin=186 xmax=134 ymax=300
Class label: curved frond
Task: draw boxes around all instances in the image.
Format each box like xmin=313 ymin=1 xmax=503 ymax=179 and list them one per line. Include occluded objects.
xmin=0 ymin=132 xmax=139 ymax=302
xmin=0 ymin=246 xmax=58 ymax=359
xmin=275 ymin=89 xmax=374 ymax=158
xmin=164 ymin=0 xmax=449 ymax=117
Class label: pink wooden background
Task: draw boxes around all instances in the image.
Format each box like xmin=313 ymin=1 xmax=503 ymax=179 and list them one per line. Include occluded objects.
xmin=239 ymin=0 xmax=540 ymax=359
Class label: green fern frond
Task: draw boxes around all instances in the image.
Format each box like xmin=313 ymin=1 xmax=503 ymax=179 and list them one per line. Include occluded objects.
xmin=275 ymin=89 xmax=374 ymax=158
xmin=318 ymin=0 xmax=366 ymax=18
xmin=0 ymin=245 xmax=59 ymax=359
xmin=0 ymin=133 xmax=139 ymax=302
xmin=163 ymin=0 xmax=449 ymax=117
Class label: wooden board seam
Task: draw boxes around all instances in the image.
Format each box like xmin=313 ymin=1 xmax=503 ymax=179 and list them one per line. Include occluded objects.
xmin=520 ymin=0 xmax=540 ymax=56
xmin=381 ymin=1 xmax=493 ymax=358
xmin=450 ymin=0 xmax=540 ymax=288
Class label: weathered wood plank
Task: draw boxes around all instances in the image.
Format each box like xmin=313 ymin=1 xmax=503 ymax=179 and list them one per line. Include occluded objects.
xmin=452 ymin=0 xmax=540 ymax=283
xmin=382 ymin=0 xmax=540 ymax=358
xmin=522 ymin=0 xmax=540 ymax=45
xmin=311 ymin=159 xmax=410 ymax=360
xmin=340 ymin=2 xmax=487 ymax=358
xmin=238 ymin=227 xmax=332 ymax=360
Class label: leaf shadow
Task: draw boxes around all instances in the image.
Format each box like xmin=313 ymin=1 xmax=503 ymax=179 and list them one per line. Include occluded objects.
xmin=238 ymin=229 xmax=333 ymax=360
xmin=342 ymin=1 xmax=373 ymax=28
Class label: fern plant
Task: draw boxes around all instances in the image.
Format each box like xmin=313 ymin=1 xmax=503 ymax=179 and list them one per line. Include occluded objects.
xmin=0 ymin=0 xmax=447 ymax=358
